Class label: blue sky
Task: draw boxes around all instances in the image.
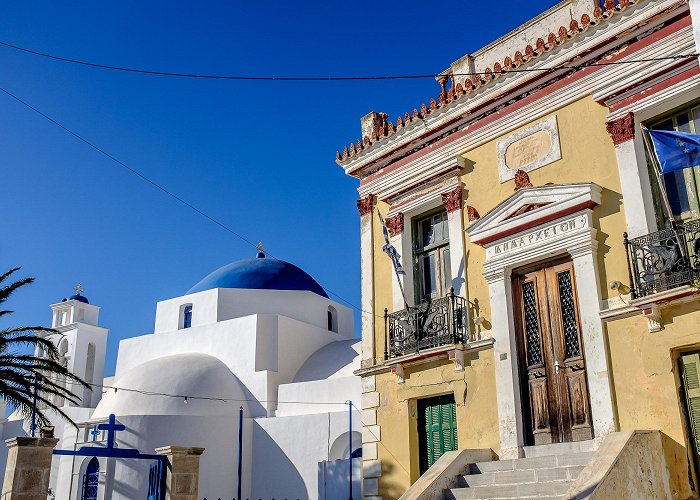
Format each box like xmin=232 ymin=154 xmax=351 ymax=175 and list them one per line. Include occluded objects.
xmin=1 ymin=1 xmax=557 ymax=375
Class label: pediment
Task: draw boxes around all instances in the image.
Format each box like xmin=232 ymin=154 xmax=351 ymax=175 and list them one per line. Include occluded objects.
xmin=467 ymin=183 xmax=601 ymax=246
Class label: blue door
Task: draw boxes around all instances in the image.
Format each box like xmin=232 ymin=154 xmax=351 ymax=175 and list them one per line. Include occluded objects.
xmin=81 ymin=457 xmax=99 ymax=500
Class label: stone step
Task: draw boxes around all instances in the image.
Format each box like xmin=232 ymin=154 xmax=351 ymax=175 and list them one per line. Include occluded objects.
xmin=522 ymin=440 xmax=598 ymax=458
xmin=447 ymin=478 xmax=573 ymax=499
xmin=468 ymin=451 xmax=594 ymax=473
xmin=461 ymin=465 xmax=585 ymax=487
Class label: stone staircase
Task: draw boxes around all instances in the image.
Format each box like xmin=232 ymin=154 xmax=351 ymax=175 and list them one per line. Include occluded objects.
xmin=445 ymin=441 xmax=597 ymax=499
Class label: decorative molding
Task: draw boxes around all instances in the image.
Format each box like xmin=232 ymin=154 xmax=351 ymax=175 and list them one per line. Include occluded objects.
xmin=468 ymin=183 xmax=602 ymax=247
xmin=467 ymin=205 xmax=481 ymax=221
xmin=605 ymin=112 xmax=635 ymax=145
xmin=441 ymin=187 xmax=463 ymax=213
xmin=335 ymin=0 xmax=655 ymax=166
xmin=642 ymin=304 xmax=663 ymax=332
xmin=514 ymin=170 xmax=533 ymax=191
xmin=386 ymin=213 xmax=404 ymax=237
xmin=352 ymin=10 xmax=690 ymax=201
xmin=448 ymin=349 xmax=466 ymax=372
xmin=496 ymin=115 xmax=561 ymax=182
xmin=357 ymin=195 xmax=374 ymax=217
xmin=391 ymin=364 xmax=405 ymax=384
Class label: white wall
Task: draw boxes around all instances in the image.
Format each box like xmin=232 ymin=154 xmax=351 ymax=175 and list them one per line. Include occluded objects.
xmin=116 ymin=314 xmax=348 ymax=418
xmin=154 ymin=288 xmax=354 ymax=338
xmin=251 ymin=410 xmax=362 ymax=500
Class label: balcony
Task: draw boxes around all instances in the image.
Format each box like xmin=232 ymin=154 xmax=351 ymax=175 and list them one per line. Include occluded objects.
xmin=624 ymin=219 xmax=700 ymax=299
xmin=383 ymin=289 xmax=469 ymax=360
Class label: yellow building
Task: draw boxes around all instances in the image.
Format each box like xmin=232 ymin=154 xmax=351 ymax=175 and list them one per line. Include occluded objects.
xmin=337 ymin=0 xmax=700 ymax=498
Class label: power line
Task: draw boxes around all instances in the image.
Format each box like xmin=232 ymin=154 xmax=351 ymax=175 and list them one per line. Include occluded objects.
xmin=0 ymin=39 xmax=696 ymax=81
xmin=0 ymin=85 xmax=375 ymax=318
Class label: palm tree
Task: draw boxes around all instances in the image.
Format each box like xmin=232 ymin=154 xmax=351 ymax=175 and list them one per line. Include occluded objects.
xmin=0 ymin=267 xmax=90 ymax=429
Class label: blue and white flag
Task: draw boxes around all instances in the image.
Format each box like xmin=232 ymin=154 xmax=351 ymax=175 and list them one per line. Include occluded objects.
xmin=648 ymin=129 xmax=700 ymax=174
xmin=377 ymin=212 xmax=405 ymax=275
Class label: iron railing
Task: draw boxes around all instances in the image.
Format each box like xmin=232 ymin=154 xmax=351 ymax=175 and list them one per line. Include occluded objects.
xmin=384 ymin=288 xmax=468 ymax=359
xmin=624 ymin=219 xmax=700 ymax=299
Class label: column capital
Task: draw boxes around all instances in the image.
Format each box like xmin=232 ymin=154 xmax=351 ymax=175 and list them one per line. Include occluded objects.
xmin=356 ymin=195 xmax=374 ymax=217
xmin=4 ymin=437 xmax=59 ymax=449
xmin=386 ymin=212 xmax=404 ymax=237
xmin=155 ymin=446 xmax=205 ymax=457
xmin=441 ymin=186 xmax=463 ymax=213
xmin=606 ymin=112 xmax=635 ymax=146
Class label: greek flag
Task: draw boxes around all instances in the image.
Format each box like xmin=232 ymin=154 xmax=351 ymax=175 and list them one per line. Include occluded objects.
xmin=648 ymin=129 xmax=700 ymax=174
xmin=377 ymin=212 xmax=405 ymax=275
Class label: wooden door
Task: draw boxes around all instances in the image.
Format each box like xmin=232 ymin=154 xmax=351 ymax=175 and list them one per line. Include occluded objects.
xmin=513 ymin=261 xmax=593 ymax=445
xmin=417 ymin=394 xmax=458 ymax=474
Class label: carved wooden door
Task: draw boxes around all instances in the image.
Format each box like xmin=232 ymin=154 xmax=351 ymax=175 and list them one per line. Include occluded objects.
xmin=513 ymin=261 xmax=593 ymax=445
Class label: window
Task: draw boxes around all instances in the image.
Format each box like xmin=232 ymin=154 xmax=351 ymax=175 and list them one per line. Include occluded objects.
xmin=327 ymin=306 xmax=338 ymax=333
xmin=413 ymin=210 xmax=451 ymax=302
xmin=182 ymin=305 xmax=193 ymax=329
xmin=649 ymin=105 xmax=700 ymax=221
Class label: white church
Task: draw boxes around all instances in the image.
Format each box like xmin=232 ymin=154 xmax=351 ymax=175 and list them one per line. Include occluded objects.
xmin=2 ymin=248 xmax=362 ymax=500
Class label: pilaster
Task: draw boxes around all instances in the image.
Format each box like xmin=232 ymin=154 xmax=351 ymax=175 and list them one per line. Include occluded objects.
xmin=485 ymin=268 xmax=524 ymax=459
xmin=605 ymin=113 xmax=655 ymax=237
xmin=358 ymin=195 xmax=376 ymax=367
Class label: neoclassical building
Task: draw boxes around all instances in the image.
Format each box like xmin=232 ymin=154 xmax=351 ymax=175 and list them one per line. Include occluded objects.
xmin=337 ymin=0 xmax=700 ymax=498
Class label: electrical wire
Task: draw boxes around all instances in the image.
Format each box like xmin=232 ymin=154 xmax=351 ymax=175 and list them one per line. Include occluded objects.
xmin=0 ymin=85 xmax=376 ymax=318
xmin=0 ymin=39 xmax=696 ymax=80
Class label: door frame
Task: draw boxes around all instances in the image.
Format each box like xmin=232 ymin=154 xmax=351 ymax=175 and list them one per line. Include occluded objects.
xmin=472 ymin=207 xmax=615 ymax=459
xmin=512 ymin=257 xmax=593 ymax=446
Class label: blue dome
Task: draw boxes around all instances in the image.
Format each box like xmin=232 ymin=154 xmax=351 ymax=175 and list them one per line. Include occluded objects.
xmin=68 ymin=294 xmax=89 ymax=304
xmin=187 ymin=254 xmax=329 ymax=298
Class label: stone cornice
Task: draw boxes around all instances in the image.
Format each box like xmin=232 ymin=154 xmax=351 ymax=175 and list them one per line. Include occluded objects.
xmin=355 ymin=11 xmax=690 ymax=201
xmin=338 ymin=0 xmax=685 ymax=176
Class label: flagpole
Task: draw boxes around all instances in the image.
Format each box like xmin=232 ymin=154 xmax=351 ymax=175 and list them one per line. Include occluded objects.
xmin=376 ymin=209 xmax=410 ymax=310
xmin=641 ymin=127 xmax=688 ymax=260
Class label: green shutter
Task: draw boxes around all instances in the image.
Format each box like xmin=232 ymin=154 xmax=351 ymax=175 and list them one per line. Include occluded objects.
xmin=681 ymin=352 xmax=700 ymax=459
xmin=419 ymin=395 xmax=458 ymax=474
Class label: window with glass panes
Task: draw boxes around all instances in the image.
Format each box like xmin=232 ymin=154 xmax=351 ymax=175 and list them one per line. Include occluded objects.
xmin=649 ymin=106 xmax=700 ymax=221
xmin=413 ymin=210 xmax=451 ymax=303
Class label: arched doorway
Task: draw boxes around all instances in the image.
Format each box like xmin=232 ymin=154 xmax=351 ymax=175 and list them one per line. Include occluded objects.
xmin=81 ymin=457 xmax=99 ymax=500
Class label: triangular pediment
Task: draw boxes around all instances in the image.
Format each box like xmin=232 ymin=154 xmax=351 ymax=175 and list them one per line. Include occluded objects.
xmin=467 ymin=183 xmax=601 ymax=246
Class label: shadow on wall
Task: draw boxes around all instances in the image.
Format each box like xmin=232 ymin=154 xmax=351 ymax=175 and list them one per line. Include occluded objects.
xmin=250 ymin=423 xmax=307 ymax=499
xmin=318 ymin=458 xmax=360 ymax=500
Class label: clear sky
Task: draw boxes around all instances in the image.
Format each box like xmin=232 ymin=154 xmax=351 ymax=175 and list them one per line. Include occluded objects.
xmin=1 ymin=0 xmax=558 ymax=375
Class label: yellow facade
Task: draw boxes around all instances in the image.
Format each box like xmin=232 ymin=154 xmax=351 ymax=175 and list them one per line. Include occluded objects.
xmin=341 ymin=3 xmax=700 ymax=498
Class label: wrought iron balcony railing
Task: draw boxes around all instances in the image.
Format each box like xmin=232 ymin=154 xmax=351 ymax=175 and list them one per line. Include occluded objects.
xmin=624 ymin=219 xmax=700 ymax=299
xmin=384 ymin=288 xmax=469 ymax=360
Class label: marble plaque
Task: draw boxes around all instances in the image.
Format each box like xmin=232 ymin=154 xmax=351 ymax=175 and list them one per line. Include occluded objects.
xmin=497 ymin=116 xmax=561 ymax=182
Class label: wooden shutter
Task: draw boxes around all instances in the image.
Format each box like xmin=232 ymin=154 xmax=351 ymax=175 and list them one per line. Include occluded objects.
xmin=681 ymin=352 xmax=700 ymax=458
xmin=419 ymin=396 xmax=458 ymax=473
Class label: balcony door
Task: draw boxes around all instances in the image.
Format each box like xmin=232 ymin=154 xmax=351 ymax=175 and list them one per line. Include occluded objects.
xmin=414 ymin=210 xmax=451 ymax=303
xmin=513 ymin=260 xmax=593 ymax=445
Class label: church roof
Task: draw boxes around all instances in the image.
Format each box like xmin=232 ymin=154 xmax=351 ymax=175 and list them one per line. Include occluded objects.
xmin=186 ymin=251 xmax=329 ymax=298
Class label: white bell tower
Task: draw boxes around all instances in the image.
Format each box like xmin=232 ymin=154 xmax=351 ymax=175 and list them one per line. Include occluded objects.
xmin=44 ymin=285 xmax=109 ymax=408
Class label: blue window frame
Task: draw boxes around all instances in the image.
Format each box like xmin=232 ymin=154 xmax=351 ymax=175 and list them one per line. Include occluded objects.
xmin=183 ymin=305 xmax=192 ymax=329
xmin=82 ymin=457 xmax=99 ymax=500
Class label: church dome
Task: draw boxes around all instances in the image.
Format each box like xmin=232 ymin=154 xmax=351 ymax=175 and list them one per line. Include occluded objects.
xmin=92 ymin=353 xmax=248 ymax=418
xmin=186 ymin=251 xmax=328 ymax=298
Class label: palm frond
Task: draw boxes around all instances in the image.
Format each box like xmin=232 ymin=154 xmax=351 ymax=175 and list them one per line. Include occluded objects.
xmin=0 ymin=268 xmax=89 ymax=429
